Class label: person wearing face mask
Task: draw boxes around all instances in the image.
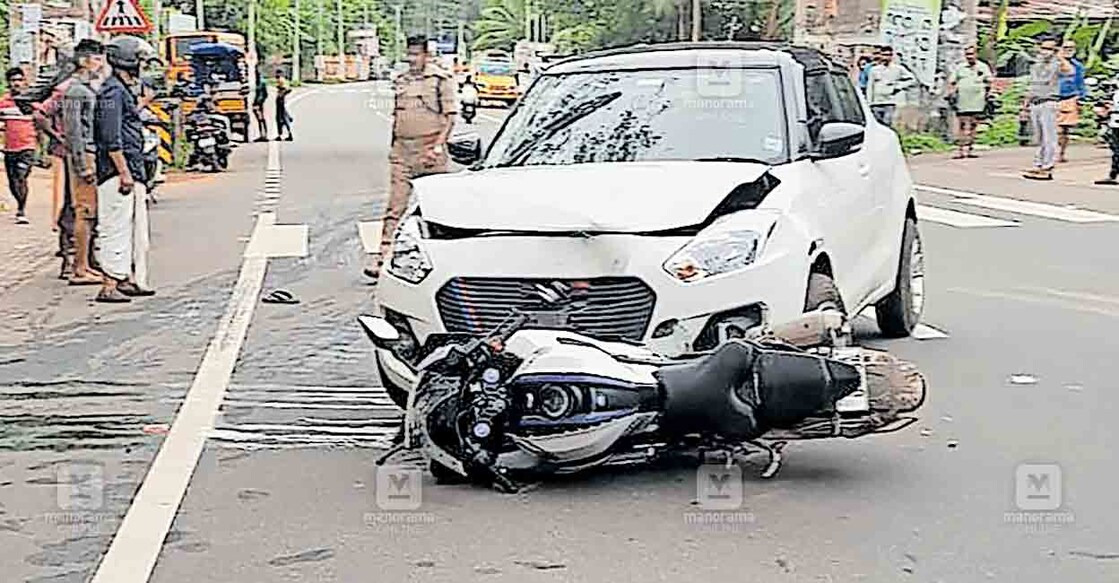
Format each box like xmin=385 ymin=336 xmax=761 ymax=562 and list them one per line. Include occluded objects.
xmin=62 ymin=39 xmax=107 ymax=286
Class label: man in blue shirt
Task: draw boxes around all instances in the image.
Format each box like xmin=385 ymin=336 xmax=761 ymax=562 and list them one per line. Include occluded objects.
xmin=1057 ymin=40 xmax=1087 ymax=163
xmin=94 ymin=36 xmax=155 ymax=303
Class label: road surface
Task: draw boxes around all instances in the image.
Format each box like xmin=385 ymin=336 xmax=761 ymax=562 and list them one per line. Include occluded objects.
xmin=1 ymin=82 xmax=1117 ymax=583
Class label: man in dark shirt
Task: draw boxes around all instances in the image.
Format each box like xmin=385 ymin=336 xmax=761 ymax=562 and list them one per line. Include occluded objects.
xmin=94 ymin=35 xmax=155 ymax=303
xmin=252 ymin=68 xmax=269 ymax=141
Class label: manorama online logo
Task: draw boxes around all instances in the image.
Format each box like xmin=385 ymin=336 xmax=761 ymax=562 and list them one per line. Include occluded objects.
xmin=1005 ymin=463 xmax=1075 ymax=528
xmin=365 ymin=465 xmax=436 ymax=529
xmin=685 ymin=464 xmax=756 ymax=530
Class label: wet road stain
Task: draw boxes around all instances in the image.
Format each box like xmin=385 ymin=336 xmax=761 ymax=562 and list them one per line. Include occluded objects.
xmin=25 ymin=534 xmax=114 ymax=568
xmin=268 ymin=547 xmax=335 ymax=567
xmin=0 ymin=382 xmax=185 ymax=452
xmin=25 ymin=569 xmax=92 ymax=583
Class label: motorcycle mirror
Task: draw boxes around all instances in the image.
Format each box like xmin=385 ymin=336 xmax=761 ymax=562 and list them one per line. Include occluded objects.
xmin=357 ymin=315 xmax=401 ymax=343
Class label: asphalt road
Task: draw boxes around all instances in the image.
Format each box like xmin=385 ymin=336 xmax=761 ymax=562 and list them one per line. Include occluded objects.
xmin=2 ymin=82 xmax=1118 ymax=583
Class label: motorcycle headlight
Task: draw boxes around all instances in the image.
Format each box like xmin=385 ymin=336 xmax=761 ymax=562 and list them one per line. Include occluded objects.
xmin=663 ymin=230 xmax=762 ymax=283
xmin=387 ymin=215 xmax=433 ymax=284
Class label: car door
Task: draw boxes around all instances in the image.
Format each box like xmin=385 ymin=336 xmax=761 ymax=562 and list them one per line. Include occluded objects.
xmin=828 ymin=71 xmax=884 ymax=305
xmin=803 ymin=71 xmax=874 ymax=304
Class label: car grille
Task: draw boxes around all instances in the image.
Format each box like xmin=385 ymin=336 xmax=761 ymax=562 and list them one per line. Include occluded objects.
xmin=436 ymin=277 xmax=656 ymax=342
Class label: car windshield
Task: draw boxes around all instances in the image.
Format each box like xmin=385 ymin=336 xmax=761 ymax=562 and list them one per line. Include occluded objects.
xmin=478 ymin=62 xmax=514 ymax=76
xmin=481 ymin=68 xmax=787 ymax=168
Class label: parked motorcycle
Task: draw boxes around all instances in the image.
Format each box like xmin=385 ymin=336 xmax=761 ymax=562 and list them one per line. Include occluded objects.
xmin=185 ymin=94 xmax=233 ymax=173
xmin=140 ymin=112 xmax=168 ymax=203
xmin=361 ymin=302 xmax=926 ymax=493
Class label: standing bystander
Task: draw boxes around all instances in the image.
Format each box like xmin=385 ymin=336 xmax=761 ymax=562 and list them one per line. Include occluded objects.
xmin=866 ymin=46 xmax=916 ymax=128
xmin=0 ymin=67 xmax=38 ymax=224
xmin=1056 ymin=40 xmax=1087 ymax=163
xmin=947 ymin=46 xmax=993 ymax=159
xmin=36 ymin=57 xmax=78 ymax=277
xmin=94 ymin=36 xmax=156 ymax=303
xmin=274 ymin=71 xmax=293 ymax=141
xmin=253 ymin=69 xmax=269 ymax=141
xmin=63 ymin=39 xmax=106 ymax=285
xmin=364 ymin=35 xmax=457 ymax=283
xmin=1023 ymin=39 xmax=1072 ymax=181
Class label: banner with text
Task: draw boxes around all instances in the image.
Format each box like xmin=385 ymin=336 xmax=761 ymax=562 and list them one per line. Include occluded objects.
xmin=879 ymin=0 xmax=943 ymax=87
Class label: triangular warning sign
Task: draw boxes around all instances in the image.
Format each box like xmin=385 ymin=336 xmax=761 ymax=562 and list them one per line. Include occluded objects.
xmin=95 ymin=0 xmax=153 ymax=34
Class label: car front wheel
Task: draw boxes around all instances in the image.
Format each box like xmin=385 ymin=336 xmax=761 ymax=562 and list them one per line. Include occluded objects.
xmin=876 ymin=218 xmax=924 ymax=337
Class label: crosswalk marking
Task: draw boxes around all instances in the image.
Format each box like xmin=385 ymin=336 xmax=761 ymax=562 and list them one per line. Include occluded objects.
xmin=916 ymin=184 xmax=1119 ymax=223
xmin=358 ymin=220 xmax=383 ymax=253
xmin=917 ymin=204 xmax=1018 ymax=228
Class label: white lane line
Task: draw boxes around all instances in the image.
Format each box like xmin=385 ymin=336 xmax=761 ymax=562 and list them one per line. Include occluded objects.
xmin=912 ymin=324 xmax=950 ymax=340
xmin=358 ymin=220 xmax=383 ymax=253
xmin=90 ymin=210 xmax=277 ymax=583
xmin=219 ymin=400 xmax=400 ymax=411
xmin=243 ymin=223 xmax=308 ymax=258
xmin=917 ymin=204 xmax=1018 ymax=228
xmin=916 ymin=184 xmax=1119 ymax=223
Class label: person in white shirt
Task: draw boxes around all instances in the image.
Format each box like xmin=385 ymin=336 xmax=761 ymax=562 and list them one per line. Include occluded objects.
xmin=865 ymin=46 xmax=917 ymax=128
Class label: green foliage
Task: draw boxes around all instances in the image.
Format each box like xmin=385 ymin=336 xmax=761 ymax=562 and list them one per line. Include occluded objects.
xmin=975 ymin=114 xmax=1021 ymax=147
xmin=996 ymin=20 xmax=1051 ymax=69
xmin=898 ymin=130 xmax=954 ymax=154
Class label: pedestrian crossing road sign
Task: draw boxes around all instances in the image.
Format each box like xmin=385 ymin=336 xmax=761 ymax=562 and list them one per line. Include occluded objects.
xmin=95 ymin=0 xmax=153 ymax=34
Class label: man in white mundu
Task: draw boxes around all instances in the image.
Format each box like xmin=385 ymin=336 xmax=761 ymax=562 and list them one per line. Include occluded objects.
xmin=93 ymin=35 xmax=155 ymax=303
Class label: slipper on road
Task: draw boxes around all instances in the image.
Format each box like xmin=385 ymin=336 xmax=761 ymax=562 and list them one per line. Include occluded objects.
xmin=262 ymin=289 xmax=300 ymax=305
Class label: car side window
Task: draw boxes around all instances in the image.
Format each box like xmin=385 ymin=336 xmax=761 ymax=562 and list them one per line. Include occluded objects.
xmin=804 ymin=72 xmax=840 ymax=141
xmin=830 ymin=73 xmax=866 ymax=126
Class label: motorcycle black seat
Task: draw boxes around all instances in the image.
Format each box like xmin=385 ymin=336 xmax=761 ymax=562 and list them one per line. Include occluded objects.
xmin=654 ymin=342 xmax=763 ymax=439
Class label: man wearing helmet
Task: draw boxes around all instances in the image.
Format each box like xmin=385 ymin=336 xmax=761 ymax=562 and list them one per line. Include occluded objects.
xmin=94 ymin=35 xmax=156 ymax=303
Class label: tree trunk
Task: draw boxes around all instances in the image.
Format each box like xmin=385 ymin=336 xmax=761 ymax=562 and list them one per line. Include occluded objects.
xmin=677 ymin=3 xmax=686 ymax=41
xmin=691 ymin=0 xmax=702 ymax=41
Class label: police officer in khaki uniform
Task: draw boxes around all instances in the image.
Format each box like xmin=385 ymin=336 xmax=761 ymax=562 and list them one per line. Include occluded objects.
xmin=365 ymin=35 xmax=457 ymax=281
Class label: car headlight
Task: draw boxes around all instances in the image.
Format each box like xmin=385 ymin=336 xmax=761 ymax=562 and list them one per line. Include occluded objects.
xmin=387 ymin=215 xmax=433 ymax=284
xmin=663 ymin=230 xmax=762 ymax=283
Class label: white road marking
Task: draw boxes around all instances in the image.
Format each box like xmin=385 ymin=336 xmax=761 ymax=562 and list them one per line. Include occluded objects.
xmin=916 ymin=184 xmax=1119 ymax=223
xmin=219 ymin=400 xmax=399 ymax=411
xmin=917 ymin=204 xmax=1018 ymax=228
xmin=358 ymin=220 xmax=383 ymax=253
xmin=912 ymin=324 xmax=950 ymax=340
xmin=243 ymin=224 xmax=308 ymax=258
xmin=90 ymin=217 xmax=276 ymax=583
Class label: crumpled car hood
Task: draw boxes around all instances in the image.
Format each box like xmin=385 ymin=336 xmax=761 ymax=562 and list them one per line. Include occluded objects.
xmin=414 ymin=161 xmax=771 ymax=233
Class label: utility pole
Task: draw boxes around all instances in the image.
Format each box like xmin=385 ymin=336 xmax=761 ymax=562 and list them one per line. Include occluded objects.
xmin=196 ymin=0 xmax=205 ymax=29
xmin=248 ymin=0 xmax=256 ymax=100
xmin=337 ymin=0 xmax=344 ymax=59
xmin=317 ymin=0 xmax=324 ymax=59
xmin=153 ymin=0 xmax=162 ymax=45
xmin=692 ymin=0 xmax=702 ymax=41
xmin=394 ymin=5 xmax=403 ymax=59
xmin=293 ymin=0 xmax=301 ymax=83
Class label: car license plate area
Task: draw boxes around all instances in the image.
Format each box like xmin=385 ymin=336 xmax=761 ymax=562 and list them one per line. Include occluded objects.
xmin=523 ymin=310 xmax=572 ymax=329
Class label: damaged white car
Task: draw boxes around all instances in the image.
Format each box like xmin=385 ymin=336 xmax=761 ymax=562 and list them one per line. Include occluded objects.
xmin=371 ymin=42 xmax=923 ymax=407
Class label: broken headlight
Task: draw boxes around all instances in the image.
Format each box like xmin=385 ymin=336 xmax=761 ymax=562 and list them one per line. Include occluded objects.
xmin=387 ymin=215 xmax=433 ymax=284
xmin=664 ymin=230 xmax=761 ymax=283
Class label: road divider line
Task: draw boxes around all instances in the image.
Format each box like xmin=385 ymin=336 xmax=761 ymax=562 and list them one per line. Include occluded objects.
xmin=90 ymin=140 xmax=285 ymax=583
xmin=358 ymin=220 xmax=383 ymax=253
xmin=917 ymin=204 xmax=1018 ymax=228
xmin=916 ymin=184 xmax=1119 ymax=223
xmin=244 ymin=224 xmax=308 ymax=258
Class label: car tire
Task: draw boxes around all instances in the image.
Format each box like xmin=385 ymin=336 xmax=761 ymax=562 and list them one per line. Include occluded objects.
xmin=377 ymin=364 xmax=410 ymax=410
xmin=876 ymin=218 xmax=924 ymax=338
xmin=804 ymin=272 xmax=845 ymax=313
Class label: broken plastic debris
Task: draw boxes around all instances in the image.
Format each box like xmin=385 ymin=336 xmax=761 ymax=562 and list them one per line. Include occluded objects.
xmin=919 ymin=428 xmax=933 ymax=437
xmin=940 ymin=415 xmax=954 ymax=423
xmin=947 ymin=439 xmax=959 ymax=449
xmin=1064 ymin=384 xmax=1084 ymax=392
xmin=1008 ymin=374 xmax=1039 ymax=385
xmin=142 ymin=424 xmax=170 ymax=435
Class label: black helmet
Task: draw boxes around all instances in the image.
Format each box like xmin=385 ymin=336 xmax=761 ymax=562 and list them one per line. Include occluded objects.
xmin=106 ymin=35 xmax=156 ymax=72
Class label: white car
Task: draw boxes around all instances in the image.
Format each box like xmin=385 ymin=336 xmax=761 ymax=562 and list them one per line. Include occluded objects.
xmin=371 ymin=42 xmax=923 ymax=407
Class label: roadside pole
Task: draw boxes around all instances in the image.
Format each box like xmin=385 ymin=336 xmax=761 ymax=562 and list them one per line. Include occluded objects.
xmin=293 ymin=0 xmax=301 ymax=83
xmin=196 ymin=0 xmax=205 ymax=29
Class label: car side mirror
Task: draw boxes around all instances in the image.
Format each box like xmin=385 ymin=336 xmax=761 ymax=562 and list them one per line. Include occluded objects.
xmin=448 ymin=133 xmax=483 ymax=166
xmin=812 ymin=122 xmax=865 ymax=160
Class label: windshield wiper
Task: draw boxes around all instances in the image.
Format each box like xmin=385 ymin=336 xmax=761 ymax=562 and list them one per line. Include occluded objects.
xmin=694 ymin=156 xmax=773 ymax=165
xmin=493 ymin=91 xmax=623 ymax=167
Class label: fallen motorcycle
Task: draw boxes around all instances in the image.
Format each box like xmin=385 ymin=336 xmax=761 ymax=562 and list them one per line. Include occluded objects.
xmin=361 ymin=303 xmax=926 ymax=493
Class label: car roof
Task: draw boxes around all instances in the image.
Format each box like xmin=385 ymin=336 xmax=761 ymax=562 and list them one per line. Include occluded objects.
xmin=543 ymin=42 xmax=838 ymax=75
